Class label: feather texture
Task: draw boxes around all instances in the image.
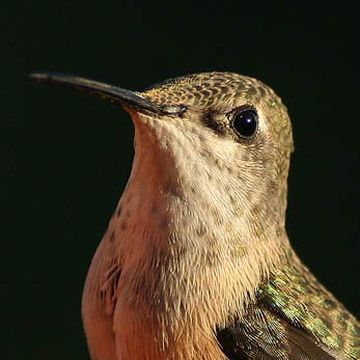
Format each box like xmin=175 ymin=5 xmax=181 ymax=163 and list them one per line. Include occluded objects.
xmin=217 ymin=258 xmax=359 ymax=360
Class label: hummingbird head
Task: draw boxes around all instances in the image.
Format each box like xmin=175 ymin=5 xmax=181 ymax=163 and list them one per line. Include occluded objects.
xmin=31 ymin=71 xmax=294 ymax=324
xmin=138 ymin=72 xmax=294 ymax=235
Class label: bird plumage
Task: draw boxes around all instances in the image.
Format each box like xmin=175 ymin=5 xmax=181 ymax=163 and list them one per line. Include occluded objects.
xmin=32 ymin=71 xmax=359 ymax=359
xmin=217 ymin=253 xmax=360 ymax=359
xmin=81 ymin=72 xmax=359 ymax=359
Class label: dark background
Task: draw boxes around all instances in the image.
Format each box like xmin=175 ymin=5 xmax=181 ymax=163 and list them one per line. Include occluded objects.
xmin=1 ymin=2 xmax=359 ymax=359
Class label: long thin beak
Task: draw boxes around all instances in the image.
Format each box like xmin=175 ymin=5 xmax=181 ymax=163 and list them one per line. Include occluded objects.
xmin=30 ymin=72 xmax=166 ymax=115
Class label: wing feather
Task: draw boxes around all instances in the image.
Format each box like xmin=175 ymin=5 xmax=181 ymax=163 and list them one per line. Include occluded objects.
xmin=217 ymin=303 xmax=336 ymax=360
xmin=217 ymin=262 xmax=359 ymax=359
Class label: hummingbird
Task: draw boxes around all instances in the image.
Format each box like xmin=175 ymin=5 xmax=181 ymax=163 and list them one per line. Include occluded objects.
xmin=31 ymin=71 xmax=359 ymax=360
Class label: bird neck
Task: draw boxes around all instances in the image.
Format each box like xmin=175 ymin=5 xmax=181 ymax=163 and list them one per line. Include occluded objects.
xmin=116 ymin=126 xmax=289 ymax=309
xmin=110 ymin=122 xmax=291 ymax=358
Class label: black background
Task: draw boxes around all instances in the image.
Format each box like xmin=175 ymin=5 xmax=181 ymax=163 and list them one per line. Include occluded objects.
xmin=1 ymin=2 xmax=359 ymax=359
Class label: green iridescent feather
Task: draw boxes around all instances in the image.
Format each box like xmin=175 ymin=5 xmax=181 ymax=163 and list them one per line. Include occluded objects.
xmin=218 ymin=259 xmax=359 ymax=360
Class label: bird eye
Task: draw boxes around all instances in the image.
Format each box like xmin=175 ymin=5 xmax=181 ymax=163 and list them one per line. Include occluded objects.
xmin=231 ymin=109 xmax=258 ymax=138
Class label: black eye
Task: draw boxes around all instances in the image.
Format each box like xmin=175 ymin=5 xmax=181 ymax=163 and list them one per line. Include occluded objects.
xmin=232 ymin=109 xmax=258 ymax=138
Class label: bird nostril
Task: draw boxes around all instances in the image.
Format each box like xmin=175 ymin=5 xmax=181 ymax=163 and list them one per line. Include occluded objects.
xmin=161 ymin=104 xmax=187 ymax=116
